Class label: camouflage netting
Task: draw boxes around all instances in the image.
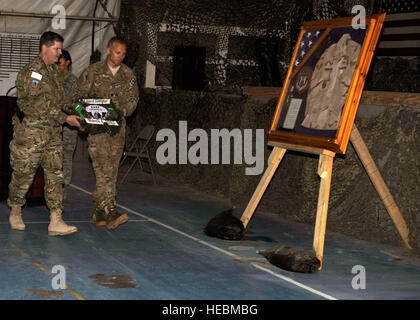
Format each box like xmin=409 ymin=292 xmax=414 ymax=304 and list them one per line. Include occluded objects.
xmin=117 ymin=0 xmax=309 ymax=93
xmin=365 ymin=56 xmax=420 ymax=93
xmin=114 ymin=0 xmax=420 ymax=94
xmin=116 ymin=0 xmax=383 ymax=93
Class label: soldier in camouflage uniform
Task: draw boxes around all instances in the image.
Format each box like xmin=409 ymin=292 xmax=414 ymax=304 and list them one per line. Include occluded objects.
xmin=73 ymin=36 xmax=139 ymax=229
xmin=57 ymin=49 xmax=78 ymax=199
xmin=8 ymin=32 xmax=81 ymax=236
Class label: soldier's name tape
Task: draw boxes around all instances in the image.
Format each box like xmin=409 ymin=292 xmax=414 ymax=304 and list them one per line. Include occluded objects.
xmin=85 ymin=118 xmax=119 ymax=126
xmin=31 ymin=71 xmax=43 ymax=80
xmin=82 ymin=99 xmax=111 ymax=104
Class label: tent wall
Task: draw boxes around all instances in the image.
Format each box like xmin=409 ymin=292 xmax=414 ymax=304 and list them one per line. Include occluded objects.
xmin=0 ymin=0 xmax=120 ymax=95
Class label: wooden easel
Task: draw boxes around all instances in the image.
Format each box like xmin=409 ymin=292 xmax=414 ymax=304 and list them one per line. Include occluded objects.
xmin=240 ymin=124 xmax=411 ymax=270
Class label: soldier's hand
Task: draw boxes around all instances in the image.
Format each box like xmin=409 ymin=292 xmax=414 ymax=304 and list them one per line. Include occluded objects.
xmin=66 ymin=115 xmax=82 ymax=128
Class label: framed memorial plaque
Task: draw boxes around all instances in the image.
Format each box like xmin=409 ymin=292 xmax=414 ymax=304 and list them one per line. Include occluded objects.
xmin=268 ymin=14 xmax=386 ymax=154
xmin=73 ymin=98 xmax=122 ymax=136
xmin=77 ymin=99 xmax=119 ymax=126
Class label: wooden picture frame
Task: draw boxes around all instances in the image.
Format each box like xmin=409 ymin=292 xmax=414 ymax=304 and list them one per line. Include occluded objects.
xmin=268 ymin=14 xmax=386 ymax=154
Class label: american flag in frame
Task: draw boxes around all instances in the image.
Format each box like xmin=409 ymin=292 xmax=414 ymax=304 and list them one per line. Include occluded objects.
xmin=292 ymin=29 xmax=326 ymax=69
xmin=268 ymin=13 xmax=387 ymax=155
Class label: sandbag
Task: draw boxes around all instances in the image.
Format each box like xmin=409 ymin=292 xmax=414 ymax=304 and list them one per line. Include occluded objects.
xmin=258 ymin=244 xmax=320 ymax=273
xmin=204 ymin=209 xmax=244 ymax=240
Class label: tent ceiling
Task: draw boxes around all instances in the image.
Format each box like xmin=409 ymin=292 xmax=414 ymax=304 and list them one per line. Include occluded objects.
xmin=0 ymin=10 xmax=118 ymax=22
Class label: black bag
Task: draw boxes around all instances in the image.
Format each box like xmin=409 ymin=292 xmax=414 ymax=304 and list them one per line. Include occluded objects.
xmin=258 ymin=244 xmax=320 ymax=273
xmin=204 ymin=209 xmax=244 ymax=240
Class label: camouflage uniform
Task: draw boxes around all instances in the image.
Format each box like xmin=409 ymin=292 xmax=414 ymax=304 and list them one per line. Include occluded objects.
xmin=73 ymin=60 xmax=139 ymax=211
xmin=8 ymin=56 xmax=70 ymax=211
xmin=61 ymin=71 xmax=78 ymax=187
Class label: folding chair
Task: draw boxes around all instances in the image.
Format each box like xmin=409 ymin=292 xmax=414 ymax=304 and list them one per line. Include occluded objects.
xmin=119 ymin=125 xmax=156 ymax=185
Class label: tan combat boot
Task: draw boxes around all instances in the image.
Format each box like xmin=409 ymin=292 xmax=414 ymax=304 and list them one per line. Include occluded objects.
xmin=9 ymin=206 xmax=25 ymax=231
xmin=105 ymin=205 xmax=128 ymax=230
xmin=48 ymin=209 xmax=78 ymax=236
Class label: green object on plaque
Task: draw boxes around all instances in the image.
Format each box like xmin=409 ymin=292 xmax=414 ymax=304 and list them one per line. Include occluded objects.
xmin=75 ymin=103 xmax=85 ymax=119
xmin=107 ymin=107 xmax=118 ymax=119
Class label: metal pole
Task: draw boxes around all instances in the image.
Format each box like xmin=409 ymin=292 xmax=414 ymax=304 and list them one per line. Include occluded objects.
xmin=92 ymin=0 xmax=99 ymax=55
xmin=0 ymin=10 xmax=118 ymax=22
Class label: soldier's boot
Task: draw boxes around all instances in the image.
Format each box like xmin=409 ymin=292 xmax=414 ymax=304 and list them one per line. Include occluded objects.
xmin=105 ymin=204 xmax=128 ymax=230
xmin=9 ymin=206 xmax=25 ymax=231
xmin=48 ymin=209 xmax=78 ymax=236
xmin=90 ymin=205 xmax=107 ymax=226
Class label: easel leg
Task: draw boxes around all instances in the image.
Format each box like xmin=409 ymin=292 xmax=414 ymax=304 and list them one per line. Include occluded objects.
xmin=240 ymin=147 xmax=286 ymax=228
xmin=350 ymin=124 xmax=411 ymax=249
xmin=313 ymin=153 xmax=334 ymax=270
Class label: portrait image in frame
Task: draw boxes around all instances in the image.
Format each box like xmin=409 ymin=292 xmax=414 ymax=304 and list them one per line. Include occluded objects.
xmin=268 ymin=14 xmax=386 ymax=154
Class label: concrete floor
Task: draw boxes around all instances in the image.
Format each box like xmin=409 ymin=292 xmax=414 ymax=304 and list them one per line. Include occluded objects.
xmin=1 ymin=156 xmax=420 ymax=301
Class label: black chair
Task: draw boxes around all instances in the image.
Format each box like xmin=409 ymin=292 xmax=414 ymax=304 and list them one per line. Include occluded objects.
xmin=119 ymin=125 xmax=156 ymax=185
